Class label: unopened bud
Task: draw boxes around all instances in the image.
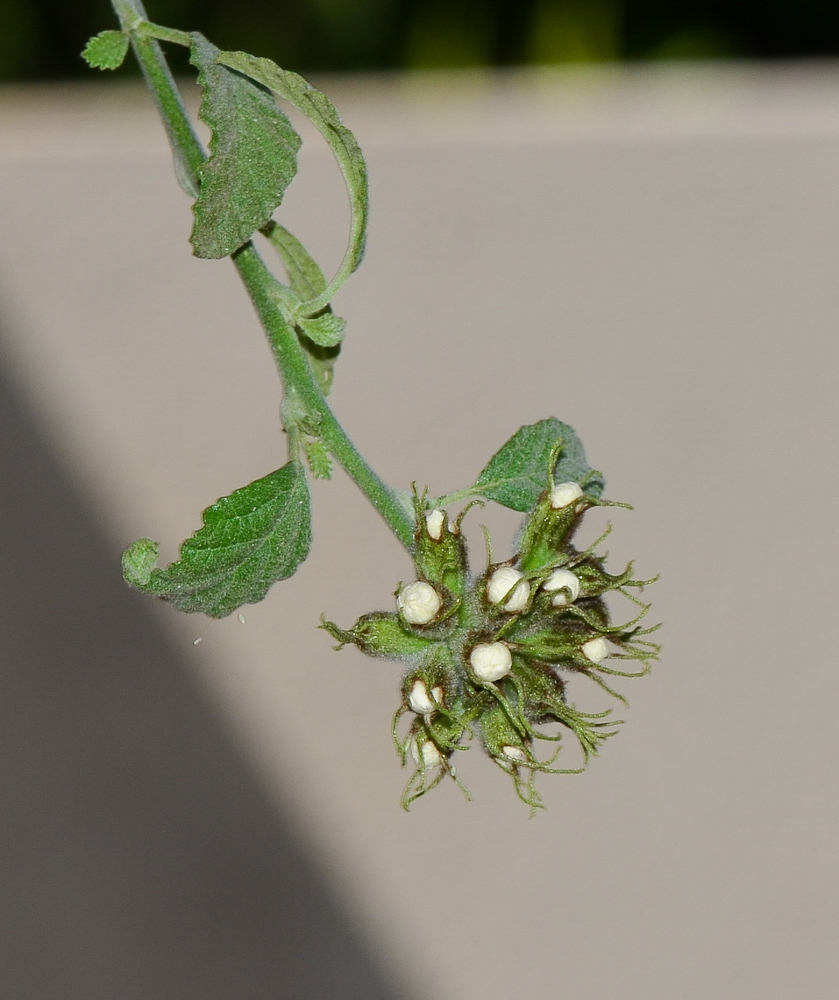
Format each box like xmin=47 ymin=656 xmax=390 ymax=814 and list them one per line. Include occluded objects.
xmin=425 ymin=509 xmax=445 ymax=541
xmin=550 ymin=481 xmax=584 ymax=509
xmin=581 ymin=636 xmax=609 ymax=663
xmin=487 ymin=566 xmax=530 ymax=612
xmin=410 ymin=736 xmax=443 ymax=768
xmin=397 ymin=581 xmax=442 ymax=625
xmin=408 ymin=679 xmax=436 ymax=715
xmin=469 ymin=641 xmax=513 ymax=682
xmin=543 ymin=567 xmax=580 ymax=606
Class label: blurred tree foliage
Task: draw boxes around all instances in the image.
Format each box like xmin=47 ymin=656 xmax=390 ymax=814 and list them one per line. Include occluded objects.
xmin=4 ymin=0 xmax=839 ymax=80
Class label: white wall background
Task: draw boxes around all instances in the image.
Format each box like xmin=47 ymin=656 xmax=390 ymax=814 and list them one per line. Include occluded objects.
xmin=2 ymin=64 xmax=838 ymax=998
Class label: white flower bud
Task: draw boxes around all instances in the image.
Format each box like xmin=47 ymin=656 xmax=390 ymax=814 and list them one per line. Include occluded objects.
xmin=550 ymin=481 xmax=584 ymax=509
xmin=487 ymin=566 xmax=530 ymax=612
xmin=469 ymin=641 xmax=513 ymax=682
xmin=501 ymin=745 xmax=527 ymax=763
xmin=408 ymin=679 xmax=436 ymax=715
xmin=431 ymin=685 xmax=444 ymax=705
xmin=397 ymin=581 xmax=442 ymax=624
xmin=409 ymin=736 xmax=442 ymax=768
xmin=543 ymin=567 xmax=580 ymax=606
xmin=581 ymin=636 xmax=609 ymax=663
xmin=425 ymin=508 xmax=445 ymax=541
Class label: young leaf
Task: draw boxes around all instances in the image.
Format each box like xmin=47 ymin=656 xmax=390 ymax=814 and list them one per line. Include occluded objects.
xmin=122 ymin=462 xmax=312 ymax=618
xmin=302 ymin=437 xmax=333 ymax=479
xmin=264 ymin=222 xmax=327 ymax=301
xmin=297 ymin=312 xmax=346 ymax=348
xmin=473 ymin=418 xmax=604 ymax=512
xmin=263 ymin=223 xmax=342 ymax=393
xmin=217 ymin=50 xmax=369 ymax=307
xmin=82 ymin=30 xmax=129 ymax=70
xmin=189 ymin=34 xmax=302 ymax=259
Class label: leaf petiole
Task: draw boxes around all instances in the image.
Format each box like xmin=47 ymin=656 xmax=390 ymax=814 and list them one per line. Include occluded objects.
xmin=136 ymin=21 xmax=192 ymax=47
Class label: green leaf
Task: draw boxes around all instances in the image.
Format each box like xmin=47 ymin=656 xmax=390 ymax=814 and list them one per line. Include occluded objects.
xmin=302 ymin=437 xmax=332 ymax=479
xmin=264 ymin=222 xmax=327 ymax=301
xmin=473 ymin=418 xmax=604 ymax=512
xmin=189 ymin=34 xmax=302 ymax=259
xmin=262 ymin=223 xmax=342 ymax=393
xmin=297 ymin=312 xmax=346 ymax=348
xmin=217 ymin=50 xmax=369 ymax=308
xmin=122 ymin=538 xmax=158 ymax=587
xmin=82 ymin=30 xmax=129 ymax=70
xmin=122 ymin=462 xmax=312 ymax=618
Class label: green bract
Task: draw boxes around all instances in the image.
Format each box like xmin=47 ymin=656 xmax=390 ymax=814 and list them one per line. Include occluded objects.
xmin=323 ymin=451 xmax=659 ymax=814
xmin=82 ymin=30 xmax=129 ymax=70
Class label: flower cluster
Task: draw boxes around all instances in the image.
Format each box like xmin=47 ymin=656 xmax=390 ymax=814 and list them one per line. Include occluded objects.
xmin=322 ymin=471 xmax=659 ymax=813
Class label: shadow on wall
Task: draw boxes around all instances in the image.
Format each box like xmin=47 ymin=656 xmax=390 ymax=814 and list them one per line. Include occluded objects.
xmin=0 ymin=329 xmax=403 ymax=999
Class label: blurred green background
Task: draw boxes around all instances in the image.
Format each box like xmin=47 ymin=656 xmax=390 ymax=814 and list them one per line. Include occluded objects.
xmin=3 ymin=0 xmax=839 ymax=80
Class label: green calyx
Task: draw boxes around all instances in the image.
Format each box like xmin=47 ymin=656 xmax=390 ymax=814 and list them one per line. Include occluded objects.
xmin=325 ymin=457 xmax=660 ymax=814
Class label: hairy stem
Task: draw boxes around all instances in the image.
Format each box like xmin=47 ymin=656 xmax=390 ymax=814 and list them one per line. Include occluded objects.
xmin=234 ymin=247 xmax=415 ymax=548
xmin=112 ymin=0 xmax=204 ymax=197
xmin=109 ymin=0 xmax=416 ymax=552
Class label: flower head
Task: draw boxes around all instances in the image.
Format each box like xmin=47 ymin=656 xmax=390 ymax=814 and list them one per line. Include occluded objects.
xmin=322 ymin=457 xmax=659 ymax=813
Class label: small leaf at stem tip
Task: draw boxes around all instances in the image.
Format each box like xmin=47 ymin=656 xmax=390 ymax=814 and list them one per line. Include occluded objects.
xmin=189 ymin=33 xmax=302 ymax=259
xmin=217 ymin=51 xmax=369 ymax=299
xmin=473 ymin=418 xmax=604 ymax=512
xmin=297 ymin=312 xmax=346 ymax=348
xmin=82 ymin=30 xmax=129 ymax=70
xmin=122 ymin=462 xmax=312 ymax=618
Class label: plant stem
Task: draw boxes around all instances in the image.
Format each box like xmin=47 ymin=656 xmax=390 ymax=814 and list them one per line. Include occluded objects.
xmin=234 ymin=247 xmax=416 ymax=549
xmin=109 ymin=0 xmax=416 ymax=553
xmin=112 ymin=0 xmax=204 ymax=197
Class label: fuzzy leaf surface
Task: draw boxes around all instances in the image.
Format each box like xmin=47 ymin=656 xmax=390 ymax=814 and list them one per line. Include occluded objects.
xmin=122 ymin=462 xmax=311 ymax=617
xmin=218 ymin=50 xmax=368 ymax=302
xmin=297 ymin=312 xmax=346 ymax=347
xmin=264 ymin=222 xmax=327 ymax=300
xmin=82 ymin=31 xmax=129 ymax=70
xmin=121 ymin=537 xmax=157 ymax=587
xmin=189 ymin=34 xmax=301 ymax=259
xmin=473 ymin=418 xmax=604 ymax=511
